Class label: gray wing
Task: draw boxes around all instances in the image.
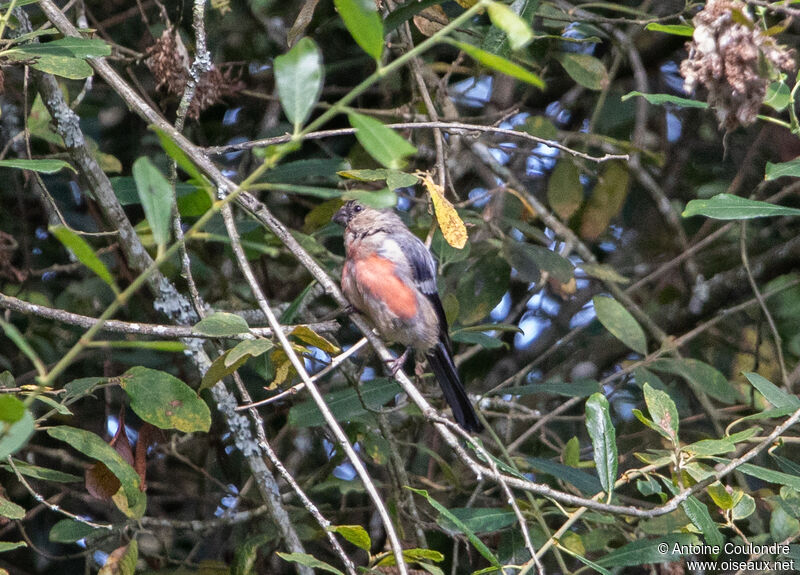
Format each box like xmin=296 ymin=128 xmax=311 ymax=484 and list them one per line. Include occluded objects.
xmin=384 ymin=231 xmax=438 ymax=294
xmin=379 ymin=231 xmax=453 ymax=346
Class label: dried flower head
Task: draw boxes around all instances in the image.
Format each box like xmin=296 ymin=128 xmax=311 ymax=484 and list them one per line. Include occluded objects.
xmin=145 ymin=29 xmax=243 ymax=120
xmin=680 ymin=0 xmax=795 ymax=129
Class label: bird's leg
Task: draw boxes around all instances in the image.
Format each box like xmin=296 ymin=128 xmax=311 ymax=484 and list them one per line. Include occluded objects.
xmin=386 ymin=346 xmax=412 ymax=376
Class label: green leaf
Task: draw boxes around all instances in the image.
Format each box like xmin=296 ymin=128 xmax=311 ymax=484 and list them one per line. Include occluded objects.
xmin=194 ymin=312 xmax=251 ymax=337
xmin=597 ymin=534 xmax=698 ymax=567
xmin=547 ymin=158 xmax=583 ymax=220
xmin=120 ymin=367 xmax=211 ymax=433
xmin=682 ymin=438 xmax=735 ymax=457
xmin=342 ymin=187 xmax=398 ymax=209
xmin=0 ymin=158 xmax=74 ymax=173
xmin=504 ymin=240 xmax=574 ymax=283
xmin=621 ymin=91 xmax=708 ymax=109
xmin=579 ymin=160 xmax=630 ymax=239
xmin=766 ymin=157 xmax=800 ymax=181
xmin=0 ymin=459 xmax=81 ymax=483
xmin=593 ymin=296 xmax=647 ymax=355
xmin=446 ymin=39 xmax=545 ymax=88
xmin=439 ymin=508 xmax=517 ymax=533
xmin=64 ymin=377 xmax=106 ymax=401
xmin=5 ymin=38 xmax=110 ymax=80
xmin=200 ymin=339 xmax=274 ymax=391
xmin=289 ymin=378 xmax=401 ymax=427
xmin=556 ymin=52 xmax=608 ymax=90
xmin=274 ymin=37 xmax=324 ymax=132
xmin=276 ymin=552 xmax=345 ymax=575
xmin=650 ymin=358 xmax=735 ymax=404
xmin=732 ymin=493 xmax=756 ymax=520
xmin=0 ymin=410 xmax=34 ymax=460
xmin=706 ymin=482 xmax=734 ymax=510
xmin=50 ymin=225 xmax=118 ymax=293
xmin=682 ymin=496 xmax=724 ymax=551
xmin=739 ymin=463 xmax=800 ymax=490
xmin=585 ymin=393 xmax=617 ymax=495
xmin=151 ymin=126 xmax=209 ymax=186
xmin=47 ymin=426 xmax=145 ymax=518
xmin=329 ymin=524 xmax=371 ymax=551
xmin=376 ymin=547 xmax=445 ymax=567
xmin=487 ymin=1 xmax=534 ymax=50
xmin=642 ymin=383 xmax=679 ymax=444
xmin=450 ymin=331 xmax=505 ymax=349
xmin=497 ymin=380 xmax=601 ymax=398
xmin=765 ymin=81 xmax=791 ymax=111
xmin=744 ymin=372 xmax=800 ymax=409
xmin=644 ymin=23 xmax=694 ymax=36
xmin=338 ymin=168 xmax=419 ymax=190
xmin=333 ymin=0 xmax=384 ymax=61
xmin=132 ymin=157 xmax=173 ymax=248
xmin=407 ymin=487 xmax=501 ymax=567
xmin=49 ymin=519 xmax=100 ymax=543
xmin=0 ymin=395 xmax=24 ymax=423
xmin=683 ymin=193 xmax=800 ymax=218
xmin=580 ymin=263 xmax=629 ymax=284
xmin=0 ymin=495 xmax=24 ymax=519
xmin=527 ymin=457 xmax=603 ymax=495
xmin=0 ymin=541 xmax=26 ymax=553
xmin=347 ymin=112 xmax=417 ymax=169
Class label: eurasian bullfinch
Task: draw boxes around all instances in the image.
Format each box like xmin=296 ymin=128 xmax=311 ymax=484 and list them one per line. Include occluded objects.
xmin=333 ymin=200 xmax=483 ymax=432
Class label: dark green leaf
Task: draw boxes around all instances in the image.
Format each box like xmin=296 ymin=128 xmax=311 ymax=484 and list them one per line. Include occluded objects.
xmin=47 ymin=426 xmax=145 ymax=518
xmin=487 ymin=1 xmax=534 ymax=50
xmin=622 ymin=91 xmax=708 ymax=108
xmin=0 ymin=459 xmax=81 ymax=483
xmin=496 ymin=380 xmax=601 ymax=398
xmin=644 ymin=23 xmax=693 ymax=36
xmin=274 ymin=37 xmax=324 ymax=132
xmin=329 ymin=525 xmax=371 ymax=551
xmin=132 ymin=157 xmax=173 ymax=248
xmin=446 ymin=39 xmax=545 ymax=88
xmin=333 ymin=0 xmax=384 ymax=61
xmin=50 ymin=225 xmax=118 ymax=293
xmin=744 ymin=372 xmax=800 ymax=409
xmin=276 ymin=552 xmax=344 ymax=575
xmin=547 ymin=158 xmax=583 ymax=220
xmin=597 ymin=534 xmax=698 ymax=567
xmin=593 ymin=296 xmax=647 ymax=355
xmin=642 ymin=383 xmax=679 ymax=444
xmin=289 ymin=378 xmax=402 ymax=427
xmin=556 ymin=53 xmax=608 ymax=90
xmin=739 ymin=463 xmax=800 ymax=490
xmin=0 ymin=410 xmax=34 ymax=460
xmin=683 ymin=193 xmax=800 ymax=218
xmin=0 ymin=495 xmax=24 ymax=519
xmin=347 ymin=112 xmax=417 ymax=169
xmin=0 ymin=159 xmax=74 ymax=173
xmin=151 ymin=126 xmax=209 ymax=186
xmin=585 ymin=393 xmax=617 ymax=495
xmin=0 ymin=395 xmax=24 ymax=423
xmin=121 ymin=367 xmax=211 ymax=433
xmin=527 ymin=457 xmax=603 ymax=495
xmin=194 ymin=312 xmax=250 ymax=337
xmin=440 ymin=507 xmax=517 ymax=533
xmin=682 ymin=496 xmax=724 ymax=551
xmin=650 ymin=358 xmax=735 ymax=404
xmin=49 ymin=519 xmax=100 ymax=543
xmin=408 ymin=487 xmax=501 ymax=566
xmin=504 ymin=240 xmax=574 ymax=283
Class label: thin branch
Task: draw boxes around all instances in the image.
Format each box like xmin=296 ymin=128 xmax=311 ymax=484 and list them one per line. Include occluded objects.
xmin=205 ymin=121 xmax=629 ymax=163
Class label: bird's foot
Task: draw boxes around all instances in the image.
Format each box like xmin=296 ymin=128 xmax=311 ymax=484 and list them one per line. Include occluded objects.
xmin=386 ymin=347 xmax=412 ymax=376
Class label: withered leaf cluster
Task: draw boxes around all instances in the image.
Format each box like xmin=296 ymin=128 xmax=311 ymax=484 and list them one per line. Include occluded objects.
xmin=680 ymin=0 xmax=795 ymax=129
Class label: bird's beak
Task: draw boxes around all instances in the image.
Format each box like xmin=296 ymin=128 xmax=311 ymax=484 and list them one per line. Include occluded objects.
xmin=332 ymin=206 xmax=348 ymax=227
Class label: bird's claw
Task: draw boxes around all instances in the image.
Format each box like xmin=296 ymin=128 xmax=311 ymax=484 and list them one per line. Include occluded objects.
xmin=386 ymin=347 xmax=411 ymax=376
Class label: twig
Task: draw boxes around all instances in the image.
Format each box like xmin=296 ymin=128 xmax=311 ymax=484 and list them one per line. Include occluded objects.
xmin=219 ymin=201 xmax=403 ymax=573
xmin=205 ymin=121 xmax=629 ymax=163
xmin=740 ymin=221 xmax=789 ymax=390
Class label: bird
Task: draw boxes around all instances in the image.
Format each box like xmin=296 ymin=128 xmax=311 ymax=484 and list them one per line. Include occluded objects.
xmin=332 ymin=200 xmax=483 ymax=432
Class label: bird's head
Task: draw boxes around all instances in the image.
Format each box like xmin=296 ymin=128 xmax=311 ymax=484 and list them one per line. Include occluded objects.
xmin=332 ymin=200 xmax=367 ymax=227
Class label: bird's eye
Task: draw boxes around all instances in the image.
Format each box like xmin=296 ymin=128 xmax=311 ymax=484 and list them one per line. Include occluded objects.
xmin=353 ymin=204 xmax=363 ymax=213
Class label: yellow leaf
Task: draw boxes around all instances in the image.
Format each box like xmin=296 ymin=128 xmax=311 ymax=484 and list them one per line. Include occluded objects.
xmin=290 ymin=326 xmax=340 ymax=354
xmin=418 ymin=171 xmax=467 ymax=249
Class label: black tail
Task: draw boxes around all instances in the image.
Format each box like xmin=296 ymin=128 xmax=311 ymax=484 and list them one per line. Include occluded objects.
xmin=426 ymin=342 xmax=483 ymax=432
